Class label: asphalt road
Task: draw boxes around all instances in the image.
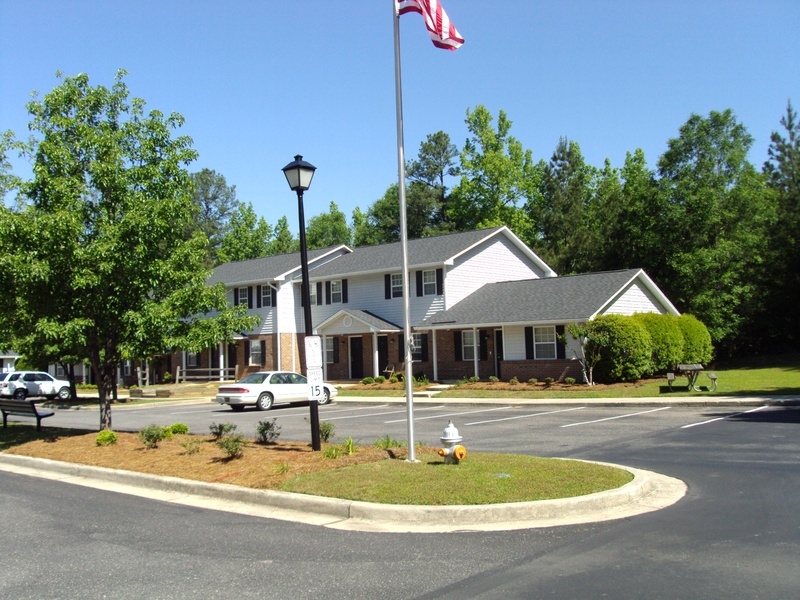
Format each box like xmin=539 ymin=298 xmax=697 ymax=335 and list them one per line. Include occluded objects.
xmin=1 ymin=400 xmax=799 ymax=598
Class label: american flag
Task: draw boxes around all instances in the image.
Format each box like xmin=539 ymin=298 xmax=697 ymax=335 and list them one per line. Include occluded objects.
xmin=397 ymin=0 xmax=464 ymax=50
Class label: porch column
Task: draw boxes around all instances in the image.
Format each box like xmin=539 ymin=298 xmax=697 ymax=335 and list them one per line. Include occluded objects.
xmin=472 ymin=327 xmax=479 ymax=378
xmin=431 ymin=330 xmax=439 ymax=381
xmin=219 ymin=342 xmax=225 ymax=382
xmin=372 ymin=331 xmax=379 ymax=377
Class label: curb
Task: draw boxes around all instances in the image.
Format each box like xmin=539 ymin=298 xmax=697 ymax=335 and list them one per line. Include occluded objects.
xmin=0 ymin=453 xmax=686 ymax=533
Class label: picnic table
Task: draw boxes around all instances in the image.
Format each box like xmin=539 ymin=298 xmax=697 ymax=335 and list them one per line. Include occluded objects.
xmin=668 ymin=364 xmax=718 ymax=392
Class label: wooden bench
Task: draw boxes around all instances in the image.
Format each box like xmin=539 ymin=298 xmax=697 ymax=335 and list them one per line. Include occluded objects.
xmin=0 ymin=398 xmax=55 ymax=431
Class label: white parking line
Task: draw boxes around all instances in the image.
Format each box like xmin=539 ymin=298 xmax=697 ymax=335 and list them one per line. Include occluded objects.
xmin=383 ymin=406 xmax=512 ymax=424
xmin=323 ymin=405 xmax=445 ymax=422
xmin=561 ymin=406 xmax=671 ymax=427
xmin=680 ymin=405 xmax=770 ymax=428
xmin=466 ymin=406 xmax=586 ymax=425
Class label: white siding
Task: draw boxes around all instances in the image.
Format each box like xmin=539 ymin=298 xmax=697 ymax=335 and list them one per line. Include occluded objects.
xmin=446 ymin=238 xmax=547 ymax=309
xmin=603 ymin=281 xmax=666 ymax=316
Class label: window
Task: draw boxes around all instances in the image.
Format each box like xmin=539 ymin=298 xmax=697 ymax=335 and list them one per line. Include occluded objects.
xmin=187 ymin=351 xmax=199 ymax=368
xmin=237 ymin=287 xmax=248 ymax=306
xmin=330 ymin=280 xmax=343 ymax=304
xmin=249 ymin=340 xmax=262 ymax=366
xmin=123 ymin=360 xmax=132 ymax=376
xmin=462 ymin=330 xmax=476 ymax=361
xmin=423 ymin=270 xmax=437 ymax=295
xmin=411 ymin=333 xmax=423 ymax=361
xmin=325 ymin=337 xmax=335 ymax=364
xmin=391 ymin=273 xmax=403 ymax=298
xmin=309 ymin=283 xmax=317 ymax=305
xmin=534 ymin=326 xmax=556 ymax=359
xmin=261 ymin=285 xmax=273 ymax=308
xmin=56 ymin=365 xmax=64 ymax=377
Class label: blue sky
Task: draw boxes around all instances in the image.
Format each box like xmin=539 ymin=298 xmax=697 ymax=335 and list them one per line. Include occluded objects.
xmin=2 ymin=1 xmax=798 ymax=232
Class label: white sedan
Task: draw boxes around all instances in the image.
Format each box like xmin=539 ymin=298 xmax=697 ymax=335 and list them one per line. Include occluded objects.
xmin=216 ymin=371 xmax=338 ymax=411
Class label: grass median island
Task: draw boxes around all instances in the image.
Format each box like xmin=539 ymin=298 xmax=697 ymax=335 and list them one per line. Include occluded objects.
xmin=1 ymin=425 xmax=632 ymax=505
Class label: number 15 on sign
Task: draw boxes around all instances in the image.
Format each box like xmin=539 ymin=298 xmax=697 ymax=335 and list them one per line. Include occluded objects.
xmin=307 ymin=367 xmax=324 ymax=401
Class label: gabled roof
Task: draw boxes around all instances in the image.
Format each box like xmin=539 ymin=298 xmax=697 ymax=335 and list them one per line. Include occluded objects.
xmin=315 ymin=309 xmax=402 ymax=334
xmin=302 ymin=226 xmax=556 ymax=279
xmin=208 ymin=246 xmax=350 ymax=286
xmin=418 ymin=269 xmax=679 ymax=329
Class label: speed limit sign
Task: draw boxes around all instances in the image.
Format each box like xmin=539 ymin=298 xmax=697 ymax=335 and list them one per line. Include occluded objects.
xmin=307 ymin=367 xmax=324 ymax=401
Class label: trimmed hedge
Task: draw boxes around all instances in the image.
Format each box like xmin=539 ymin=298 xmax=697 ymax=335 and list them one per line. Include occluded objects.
xmin=677 ymin=314 xmax=713 ymax=365
xmin=632 ymin=313 xmax=684 ymax=373
xmin=588 ymin=314 xmax=653 ymax=383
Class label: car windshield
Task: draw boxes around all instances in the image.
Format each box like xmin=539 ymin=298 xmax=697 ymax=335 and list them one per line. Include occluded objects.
xmin=239 ymin=373 xmax=268 ymax=384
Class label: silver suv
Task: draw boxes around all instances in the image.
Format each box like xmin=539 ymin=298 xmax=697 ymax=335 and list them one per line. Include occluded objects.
xmin=0 ymin=371 xmax=71 ymax=400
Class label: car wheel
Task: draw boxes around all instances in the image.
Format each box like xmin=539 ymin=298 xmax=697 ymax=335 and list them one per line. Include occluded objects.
xmin=318 ymin=388 xmax=331 ymax=405
xmin=256 ymin=393 xmax=273 ymax=411
xmin=57 ymin=387 xmax=70 ymax=401
xmin=13 ymin=388 xmax=26 ymax=400
xmin=230 ymin=404 xmax=245 ymax=412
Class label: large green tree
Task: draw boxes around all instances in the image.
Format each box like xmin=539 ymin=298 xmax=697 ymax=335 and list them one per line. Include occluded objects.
xmin=657 ymin=109 xmax=775 ymax=352
xmin=0 ymin=72 xmax=257 ymax=429
xmin=216 ymin=201 xmax=272 ymax=263
xmin=189 ymin=168 xmax=240 ymax=264
xmin=406 ymin=130 xmax=459 ymax=230
xmin=305 ymin=201 xmax=351 ymax=249
xmin=269 ymin=215 xmax=298 ymax=254
xmin=449 ymin=106 xmax=539 ymax=245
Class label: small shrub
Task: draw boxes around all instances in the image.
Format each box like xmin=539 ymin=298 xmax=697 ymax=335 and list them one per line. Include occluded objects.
xmin=544 ymin=377 xmax=555 ymax=386
xmin=138 ymin=424 xmax=168 ymax=449
xmin=209 ymin=422 xmax=238 ymax=440
xmin=373 ymin=434 xmax=406 ymax=449
xmin=342 ymin=436 xmax=356 ymax=455
xmin=488 ymin=375 xmax=499 ymax=383
xmin=319 ymin=420 xmax=335 ymax=442
xmin=361 ymin=376 xmax=375 ymax=385
xmin=389 ymin=375 xmax=399 ymax=384
xmin=129 ymin=384 xmax=139 ymax=390
xmin=509 ymin=376 xmax=519 ymax=385
xmin=527 ymin=378 xmax=538 ymax=385
xmin=564 ymin=377 xmax=576 ymax=385
xmin=217 ymin=433 xmax=246 ymax=459
xmin=415 ymin=373 xmax=430 ymax=385
xmin=162 ymin=371 xmax=173 ymax=384
xmin=181 ymin=439 xmax=201 ymax=455
xmin=469 ymin=376 xmax=480 ymax=383
xmin=323 ymin=446 xmax=342 ymax=459
xmin=374 ymin=375 xmax=386 ymax=384
xmin=276 ymin=462 xmax=290 ymax=474
xmin=169 ymin=423 xmax=189 ymax=435
xmin=255 ymin=418 xmax=282 ymax=445
xmin=95 ymin=430 xmax=118 ymax=446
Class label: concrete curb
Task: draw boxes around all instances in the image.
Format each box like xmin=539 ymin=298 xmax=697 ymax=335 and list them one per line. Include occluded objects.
xmin=0 ymin=453 xmax=686 ymax=533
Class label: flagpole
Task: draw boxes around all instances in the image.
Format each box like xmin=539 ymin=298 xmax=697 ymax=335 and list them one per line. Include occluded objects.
xmin=393 ymin=0 xmax=417 ymax=462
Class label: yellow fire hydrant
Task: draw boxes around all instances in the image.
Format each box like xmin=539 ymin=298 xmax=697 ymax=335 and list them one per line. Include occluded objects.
xmin=438 ymin=420 xmax=466 ymax=464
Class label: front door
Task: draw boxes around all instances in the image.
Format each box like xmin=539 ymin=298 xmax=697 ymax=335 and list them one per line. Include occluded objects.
xmin=227 ymin=344 xmax=237 ymax=378
xmin=494 ymin=329 xmax=504 ymax=379
xmin=350 ymin=337 xmax=364 ymax=380
xmin=378 ymin=335 xmax=389 ymax=377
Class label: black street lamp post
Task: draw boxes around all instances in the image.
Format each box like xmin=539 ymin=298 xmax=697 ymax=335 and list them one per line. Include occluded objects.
xmin=282 ymin=154 xmax=321 ymax=451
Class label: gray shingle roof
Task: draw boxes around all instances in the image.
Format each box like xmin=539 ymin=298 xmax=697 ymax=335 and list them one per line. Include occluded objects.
xmin=207 ymin=246 xmax=348 ymax=286
xmin=303 ymin=226 xmax=513 ymax=279
xmin=418 ymin=269 xmax=661 ymax=328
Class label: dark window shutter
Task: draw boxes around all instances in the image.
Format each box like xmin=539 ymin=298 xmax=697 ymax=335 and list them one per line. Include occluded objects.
xmin=420 ymin=334 xmax=429 ymax=362
xmin=260 ymin=340 xmax=266 ymax=366
xmin=556 ymin=325 xmax=566 ymax=359
xmin=256 ymin=285 xmax=262 ymax=308
xmin=269 ymin=288 xmax=275 ymax=308
xmin=333 ymin=337 xmax=340 ymax=363
xmin=342 ymin=279 xmax=348 ymax=304
xmin=385 ymin=274 xmax=391 ymax=300
xmin=325 ymin=281 xmax=331 ymax=305
xmin=316 ymin=282 xmax=323 ymax=305
xmin=416 ymin=271 xmax=423 ymax=296
xmin=398 ymin=334 xmax=404 ymax=361
xmin=525 ymin=327 xmax=534 ymax=359
xmin=244 ymin=341 xmax=250 ymax=364
xmin=247 ymin=286 xmax=253 ymax=309
xmin=233 ymin=289 xmax=239 ymax=306
xmin=454 ymin=331 xmax=462 ymax=361
xmin=436 ymin=268 xmax=443 ymax=295
xmin=479 ymin=330 xmax=488 ymax=361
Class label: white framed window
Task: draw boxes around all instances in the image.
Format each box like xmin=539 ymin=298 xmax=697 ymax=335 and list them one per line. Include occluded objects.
xmin=187 ymin=352 xmax=199 ymax=368
xmin=56 ymin=364 xmax=65 ymax=377
xmin=249 ymin=340 xmax=262 ymax=366
xmin=237 ymin=287 xmax=248 ymax=306
xmin=462 ymin=330 xmax=476 ymax=361
xmin=391 ymin=273 xmax=403 ymax=298
xmin=411 ymin=333 xmax=423 ymax=361
xmin=261 ymin=285 xmax=273 ymax=307
xmin=123 ymin=360 xmax=132 ymax=376
xmin=330 ymin=280 xmax=343 ymax=304
xmin=534 ymin=326 xmax=556 ymax=359
xmin=309 ymin=283 xmax=317 ymax=305
xmin=423 ymin=270 xmax=437 ymax=295
xmin=325 ymin=337 xmax=335 ymax=364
